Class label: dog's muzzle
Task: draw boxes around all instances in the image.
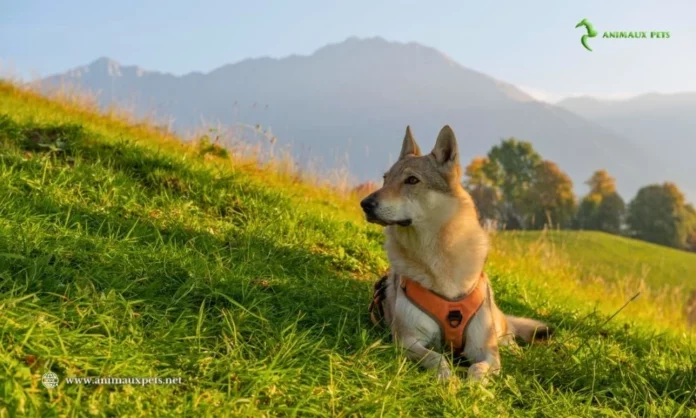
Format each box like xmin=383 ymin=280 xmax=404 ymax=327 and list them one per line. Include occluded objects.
xmin=360 ymin=196 xmax=412 ymax=226
xmin=360 ymin=196 xmax=378 ymax=214
xmin=360 ymin=197 xmax=386 ymax=225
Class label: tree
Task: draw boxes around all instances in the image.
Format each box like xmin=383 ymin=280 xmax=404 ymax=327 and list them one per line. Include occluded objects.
xmin=626 ymin=182 xmax=690 ymax=249
xmin=482 ymin=139 xmax=542 ymax=229
xmin=464 ymin=139 xmax=578 ymax=230
xmin=523 ymin=161 xmax=576 ymax=229
xmin=587 ymin=169 xmax=617 ymax=195
xmin=464 ymin=157 xmax=501 ymax=225
xmin=595 ymin=193 xmax=626 ymax=233
xmin=686 ymin=204 xmax=696 ymax=252
xmin=575 ymin=170 xmax=625 ymax=234
xmin=464 ymin=157 xmax=491 ymax=187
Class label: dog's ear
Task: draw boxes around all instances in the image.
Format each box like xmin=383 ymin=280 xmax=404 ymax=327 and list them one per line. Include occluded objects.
xmin=431 ymin=125 xmax=459 ymax=167
xmin=399 ymin=126 xmax=421 ymax=160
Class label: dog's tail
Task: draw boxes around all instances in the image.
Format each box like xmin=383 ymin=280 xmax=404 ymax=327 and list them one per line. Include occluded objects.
xmin=505 ymin=315 xmax=553 ymax=343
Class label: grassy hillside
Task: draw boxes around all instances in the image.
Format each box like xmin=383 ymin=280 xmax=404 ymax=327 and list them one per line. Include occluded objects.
xmin=496 ymin=231 xmax=696 ymax=291
xmin=1 ymin=82 xmax=696 ymax=417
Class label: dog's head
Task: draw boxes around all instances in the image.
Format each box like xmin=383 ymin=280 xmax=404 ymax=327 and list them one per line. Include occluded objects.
xmin=361 ymin=125 xmax=466 ymax=227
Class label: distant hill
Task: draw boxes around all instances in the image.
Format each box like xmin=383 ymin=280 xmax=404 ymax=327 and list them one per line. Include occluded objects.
xmin=42 ymin=37 xmax=678 ymax=201
xmin=558 ymin=93 xmax=696 ymax=200
xmin=496 ymin=230 xmax=696 ymax=291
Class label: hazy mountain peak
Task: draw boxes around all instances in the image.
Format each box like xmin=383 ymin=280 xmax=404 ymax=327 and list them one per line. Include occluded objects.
xmin=89 ymin=57 xmax=123 ymax=76
xmin=62 ymin=57 xmax=150 ymax=79
xmin=91 ymin=56 xmax=119 ymax=66
xmin=41 ymin=38 xmax=694 ymax=201
xmin=318 ymin=35 xmax=392 ymax=49
xmin=313 ymin=36 xmax=449 ymax=62
xmin=558 ymin=92 xmax=696 ymax=200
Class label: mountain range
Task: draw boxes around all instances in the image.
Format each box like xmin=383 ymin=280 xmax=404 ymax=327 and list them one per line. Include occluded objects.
xmin=40 ymin=37 xmax=694 ymax=202
xmin=557 ymin=94 xmax=695 ymax=200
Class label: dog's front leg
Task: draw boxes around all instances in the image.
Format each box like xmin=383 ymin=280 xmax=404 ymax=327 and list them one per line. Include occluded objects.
xmin=397 ymin=334 xmax=452 ymax=380
xmin=393 ymin=284 xmax=452 ymax=380
xmin=463 ymin=301 xmax=501 ymax=384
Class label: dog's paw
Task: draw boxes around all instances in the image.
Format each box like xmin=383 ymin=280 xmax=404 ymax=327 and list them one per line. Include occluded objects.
xmin=436 ymin=363 xmax=452 ymax=382
xmin=467 ymin=362 xmax=491 ymax=385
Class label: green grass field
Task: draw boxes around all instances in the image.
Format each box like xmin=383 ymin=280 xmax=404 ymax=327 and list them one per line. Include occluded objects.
xmin=496 ymin=230 xmax=696 ymax=291
xmin=2 ymin=82 xmax=696 ymax=417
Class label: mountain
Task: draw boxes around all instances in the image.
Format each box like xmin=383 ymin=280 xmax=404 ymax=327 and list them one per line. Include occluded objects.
xmin=558 ymin=94 xmax=696 ymax=200
xmin=40 ymin=37 xmax=680 ymax=201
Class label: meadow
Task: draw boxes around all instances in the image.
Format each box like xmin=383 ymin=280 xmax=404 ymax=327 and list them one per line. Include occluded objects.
xmin=1 ymin=81 xmax=696 ymax=417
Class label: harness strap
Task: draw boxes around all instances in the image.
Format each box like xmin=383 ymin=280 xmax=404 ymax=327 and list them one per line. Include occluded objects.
xmin=400 ymin=272 xmax=487 ymax=354
xmin=369 ymin=275 xmax=389 ymax=326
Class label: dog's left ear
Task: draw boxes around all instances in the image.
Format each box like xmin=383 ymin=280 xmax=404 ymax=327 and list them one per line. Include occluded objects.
xmin=431 ymin=125 xmax=459 ymax=167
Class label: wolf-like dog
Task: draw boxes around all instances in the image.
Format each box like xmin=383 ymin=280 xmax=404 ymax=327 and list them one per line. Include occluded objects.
xmin=361 ymin=125 xmax=551 ymax=382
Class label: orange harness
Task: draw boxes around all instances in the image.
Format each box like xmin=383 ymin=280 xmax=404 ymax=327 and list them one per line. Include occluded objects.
xmin=370 ymin=272 xmax=488 ymax=355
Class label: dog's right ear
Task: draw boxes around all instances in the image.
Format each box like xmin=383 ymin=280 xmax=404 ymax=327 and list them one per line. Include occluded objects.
xmin=399 ymin=126 xmax=421 ymax=160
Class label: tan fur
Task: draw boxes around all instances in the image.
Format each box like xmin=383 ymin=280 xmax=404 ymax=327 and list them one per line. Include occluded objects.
xmin=362 ymin=125 xmax=550 ymax=383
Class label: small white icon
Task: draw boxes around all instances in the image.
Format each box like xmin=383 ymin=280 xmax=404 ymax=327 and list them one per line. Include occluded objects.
xmin=42 ymin=372 xmax=59 ymax=389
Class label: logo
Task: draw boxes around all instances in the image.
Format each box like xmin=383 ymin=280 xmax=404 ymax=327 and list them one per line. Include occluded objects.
xmin=575 ymin=19 xmax=670 ymax=52
xmin=575 ymin=19 xmax=597 ymax=52
xmin=42 ymin=372 xmax=59 ymax=389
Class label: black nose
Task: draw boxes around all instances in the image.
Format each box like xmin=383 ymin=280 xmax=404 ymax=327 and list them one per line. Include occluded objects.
xmin=360 ymin=197 xmax=378 ymax=212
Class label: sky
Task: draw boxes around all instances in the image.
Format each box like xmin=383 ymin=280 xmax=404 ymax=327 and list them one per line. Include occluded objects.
xmin=2 ymin=0 xmax=695 ymax=102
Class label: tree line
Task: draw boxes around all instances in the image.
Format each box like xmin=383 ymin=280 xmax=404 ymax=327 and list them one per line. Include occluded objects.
xmin=464 ymin=138 xmax=696 ymax=252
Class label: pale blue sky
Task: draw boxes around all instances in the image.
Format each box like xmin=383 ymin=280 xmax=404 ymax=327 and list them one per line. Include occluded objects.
xmin=2 ymin=0 xmax=695 ymax=101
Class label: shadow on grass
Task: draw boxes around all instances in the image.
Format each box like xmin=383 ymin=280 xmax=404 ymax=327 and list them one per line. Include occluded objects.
xmin=2 ymin=118 xmax=694 ymax=409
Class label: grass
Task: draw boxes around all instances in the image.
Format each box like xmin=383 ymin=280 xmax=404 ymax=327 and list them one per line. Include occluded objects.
xmin=497 ymin=230 xmax=696 ymax=291
xmin=1 ymin=80 xmax=696 ymax=417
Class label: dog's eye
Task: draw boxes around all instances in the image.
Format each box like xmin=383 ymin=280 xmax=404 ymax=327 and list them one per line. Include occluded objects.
xmin=405 ymin=176 xmax=420 ymax=185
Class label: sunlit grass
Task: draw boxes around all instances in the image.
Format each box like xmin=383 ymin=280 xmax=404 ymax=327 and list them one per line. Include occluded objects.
xmin=1 ymin=81 xmax=696 ymax=416
xmin=491 ymin=230 xmax=695 ymax=331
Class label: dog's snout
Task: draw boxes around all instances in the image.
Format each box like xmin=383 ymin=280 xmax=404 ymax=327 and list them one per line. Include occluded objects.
xmin=360 ymin=197 xmax=378 ymax=212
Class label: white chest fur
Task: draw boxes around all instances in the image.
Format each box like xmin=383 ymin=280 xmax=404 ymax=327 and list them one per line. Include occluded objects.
xmin=393 ymin=286 xmax=443 ymax=350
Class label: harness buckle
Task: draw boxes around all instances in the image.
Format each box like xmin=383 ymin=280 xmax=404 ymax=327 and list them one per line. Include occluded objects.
xmin=447 ymin=310 xmax=463 ymax=328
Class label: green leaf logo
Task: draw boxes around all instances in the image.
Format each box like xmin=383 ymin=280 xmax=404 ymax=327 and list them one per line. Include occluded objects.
xmin=575 ymin=19 xmax=597 ymax=52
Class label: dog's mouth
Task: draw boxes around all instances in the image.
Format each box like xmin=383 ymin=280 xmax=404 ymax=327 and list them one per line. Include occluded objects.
xmin=365 ymin=216 xmax=412 ymax=227
xmin=365 ymin=215 xmax=388 ymax=226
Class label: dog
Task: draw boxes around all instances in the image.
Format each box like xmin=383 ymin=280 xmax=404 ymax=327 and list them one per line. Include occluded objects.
xmin=361 ymin=125 xmax=551 ymax=382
